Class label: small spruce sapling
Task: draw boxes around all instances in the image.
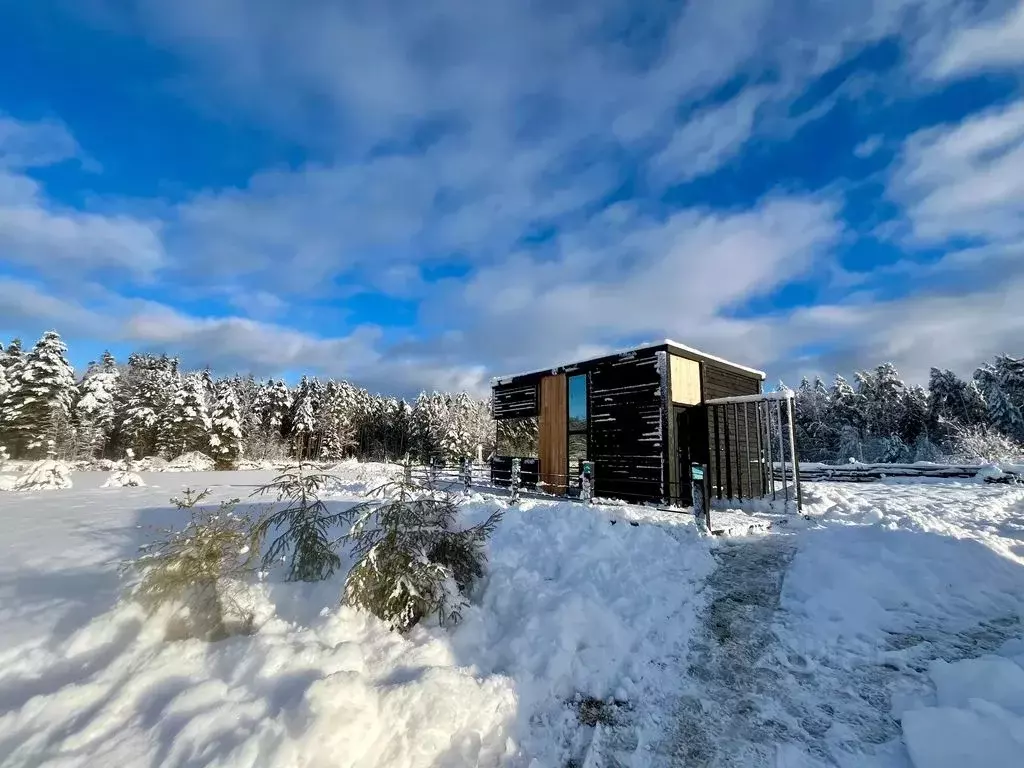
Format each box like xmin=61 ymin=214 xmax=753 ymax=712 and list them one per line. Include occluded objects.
xmin=253 ymin=462 xmax=348 ymax=581
xmin=342 ymin=480 xmax=502 ymax=632
xmin=122 ymin=488 xmax=261 ymax=640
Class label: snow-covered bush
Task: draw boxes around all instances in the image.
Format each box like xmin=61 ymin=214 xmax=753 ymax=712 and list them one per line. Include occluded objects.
xmin=164 ymin=451 xmax=215 ymax=472
xmin=254 ymin=463 xmax=348 ymax=582
xmin=102 ymin=470 xmax=146 ymax=488
xmin=943 ymin=423 xmax=1024 ymax=464
xmin=12 ymin=459 xmax=73 ymax=491
xmin=122 ymin=488 xmax=260 ymax=641
xmin=343 ymin=481 xmax=502 ymax=632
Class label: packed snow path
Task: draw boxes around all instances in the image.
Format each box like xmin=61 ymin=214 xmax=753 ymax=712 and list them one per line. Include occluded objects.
xmin=587 ymin=480 xmax=1024 ymax=768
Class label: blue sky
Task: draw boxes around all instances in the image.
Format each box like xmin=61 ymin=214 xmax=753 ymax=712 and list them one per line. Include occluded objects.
xmin=1 ymin=0 xmax=1023 ymax=396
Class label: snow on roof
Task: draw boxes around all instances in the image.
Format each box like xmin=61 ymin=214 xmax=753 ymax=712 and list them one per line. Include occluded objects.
xmin=491 ymin=338 xmax=766 ymax=384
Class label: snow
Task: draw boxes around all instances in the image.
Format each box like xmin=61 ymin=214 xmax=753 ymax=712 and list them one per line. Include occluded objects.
xmin=0 ymin=463 xmax=713 ymax=767
xmin=2 ymin=467 xmax=1024 ymax=766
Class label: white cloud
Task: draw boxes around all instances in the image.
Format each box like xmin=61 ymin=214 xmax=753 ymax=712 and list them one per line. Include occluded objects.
xmin=853 ymin=134 xmax=884 ymax=158
xmin=425 ymin=194 xmax=842 ymax=374
xmin=931 ymin=0 xmax=1024 ymax=78
xmin=650 ymin=88 xmax=769 ymax=185
xmin=10 ymin=0 xmax=1020 ymax=394
xmin=891 ymin=98 xmax=1024 ymax=243
xmin=0 ymin=117 xmax=164 ymax=279
xmin=0 ymin=116 xmax=81 ymax=170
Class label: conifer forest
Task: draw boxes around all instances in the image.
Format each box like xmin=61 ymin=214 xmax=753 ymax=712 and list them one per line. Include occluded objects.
xmin=0 ymin=329 xmax=1021 ymax=466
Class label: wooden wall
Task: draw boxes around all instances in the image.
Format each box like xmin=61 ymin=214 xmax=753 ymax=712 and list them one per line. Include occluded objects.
xmin=538 ymin=374 xmax=567 ymax=494
xmin=492 ymin=382 xmax=538 ymax=419
xmin=703 ymin=364 xmax=763 ymax=500
xmin=590 ymin=353 xmax=664 ymax=501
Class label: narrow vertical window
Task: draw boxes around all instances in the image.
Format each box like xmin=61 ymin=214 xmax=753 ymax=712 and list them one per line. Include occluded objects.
xmin=567 ymin=374 xmax=587 ymax=485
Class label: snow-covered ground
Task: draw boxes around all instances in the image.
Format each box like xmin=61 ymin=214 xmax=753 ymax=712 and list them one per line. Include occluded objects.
xmin=1 ymin=466 xmax=1023 ymax=767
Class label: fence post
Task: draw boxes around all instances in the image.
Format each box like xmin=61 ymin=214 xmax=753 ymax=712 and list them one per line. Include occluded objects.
xmin=691 ymin=462 xmax=710 ymax=532
xmin=404 ymin=455 xmax=412 ymax=485
xmin=428 ymin=456 xmax=438 ymax=487
xmin=462 ymin=457 xmax=472 ymax=494
xmin=580 ymin=460 xmax=594 ymax=504
xmin=510 ymin=457 xmax=521 ymax=504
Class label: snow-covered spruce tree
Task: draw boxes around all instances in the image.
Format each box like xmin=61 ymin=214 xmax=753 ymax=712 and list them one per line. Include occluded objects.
xmin=343 ymin=481 xmax=503 ymax=632
xmin=794 ymin=377 xmax=835 ymax=463
xmin=829 ymin=375 xmax=864 ymax=462
xmin=122 ymin=489 xmax=260 ymax=641
xmin=253 ymin=464 xmax=346 ymax=581
xmin=975 ymin=360 xmax=1024 ymax=445
xmin=289 ymin=377 xmax=321 ymax=461
xmin=209 ymin=381 xmax=243 ymax=470
xmin=928 ymin=367 xmax=988 ymax=445
xmin=114 ymin=353 xmax=180 ymax=458
xmin=75 ymin=351 xmax=120 ymax=460
xmin=317 ymin=379 xmax=357 ymax=461
xmin=0 ymin=331 xmax=77 ymax=459
xmin=158 ymin=373 xmax=212 ymax=458
xmin=247 ymin=378 xmax=292 ymax=461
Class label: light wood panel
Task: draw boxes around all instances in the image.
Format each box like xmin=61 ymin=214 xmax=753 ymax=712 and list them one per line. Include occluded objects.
xmin=539 ymin=374 xmax=567 ymax=494
xmin=670 ymin=355 xmax=701 ymax=405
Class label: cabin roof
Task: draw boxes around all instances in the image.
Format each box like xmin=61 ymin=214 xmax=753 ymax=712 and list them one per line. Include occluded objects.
xmin=491 ymin=339 xmax=766 ymax=385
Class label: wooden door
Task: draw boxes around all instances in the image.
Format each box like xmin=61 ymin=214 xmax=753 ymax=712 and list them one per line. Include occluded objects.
xmin=538 ymin=374 xmax=567 ymax=494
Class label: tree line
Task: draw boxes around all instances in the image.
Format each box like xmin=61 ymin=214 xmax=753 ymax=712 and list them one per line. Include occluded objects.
xmin=0 ymin=331 xmax=493 ymax=466
xmin=2 ymin=329 xmax=1021 ymax=469
xmin=790 ymin=357 xmax=1024 ymax=464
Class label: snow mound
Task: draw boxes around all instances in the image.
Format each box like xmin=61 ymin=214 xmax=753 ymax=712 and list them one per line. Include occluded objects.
xmin=0 ymin=474 xmax=16 ymax=491
xmin=11 ymin=460 xmax=73 ymax=491
xmin=163 ymin=451 xmax=215 ymax=472
xmin=902 ymin=655 xmax=1024 ymax=768
xmin=101 ymin=470 xmax=146 ymax=488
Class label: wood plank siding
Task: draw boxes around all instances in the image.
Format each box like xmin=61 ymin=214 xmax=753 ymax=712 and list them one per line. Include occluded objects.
xmin=538 ymin=374 xmax=568 ymax=494
xmin=703 ymin=364 xmax=763 ymax=499
xmin=492 ymin=382 xmax=538 ymax=419
xmin=589 ymin=353 xmax=664 ymax=501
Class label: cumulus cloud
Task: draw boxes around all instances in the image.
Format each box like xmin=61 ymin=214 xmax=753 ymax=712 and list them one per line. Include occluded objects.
xmin=5 ymin=0 xmax=1019 ymax=393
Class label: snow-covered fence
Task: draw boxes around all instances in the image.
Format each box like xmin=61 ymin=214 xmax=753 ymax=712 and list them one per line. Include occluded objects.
xmin=776 ymin=462 xmax=1023 ymax=484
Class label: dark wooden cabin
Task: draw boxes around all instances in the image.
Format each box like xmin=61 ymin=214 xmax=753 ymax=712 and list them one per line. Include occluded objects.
xmin=491 ymin=340 xmax=768 ymax=505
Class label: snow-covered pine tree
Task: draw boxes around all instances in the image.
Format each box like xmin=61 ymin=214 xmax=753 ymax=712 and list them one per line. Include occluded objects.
xmin=289 ymin=377 xmax=318 ymax=460
xmin=230 ymin=374 xmax=260 ymax=457
xmin=208 ymin=381 xmax=242 ymax=469
xmin=975 ymin=359 xmax=1024 ymax=444
xmin=159 ymin=372 xmax=213 ymax=458
xmin=901 ymin=384 xmax=930 ymax=448
xmin=75 ymin=351 xmax=120 ymax=459
xmin=794 ymin=377 xmax=835 ymax=462
xmin=825 ymin=375 xmax=865 ymax=463
xmin=928 ymin=367 xmax=987 ymax=444
xmin=0 ymin=331 xmax=77 ymax=459
xmin=440 ymin=392 xmax=477 ymax=462
xmin=317 ymin=379 xmax=356 ymax=461
xmin=1 ymin=338 xmax=24 ymax=370
xmin=114 ymin=353 xmax=180 ymax=458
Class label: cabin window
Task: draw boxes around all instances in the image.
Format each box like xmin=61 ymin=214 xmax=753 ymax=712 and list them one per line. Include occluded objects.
xmin=567 ymin=374 xmax=588 ymax=481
